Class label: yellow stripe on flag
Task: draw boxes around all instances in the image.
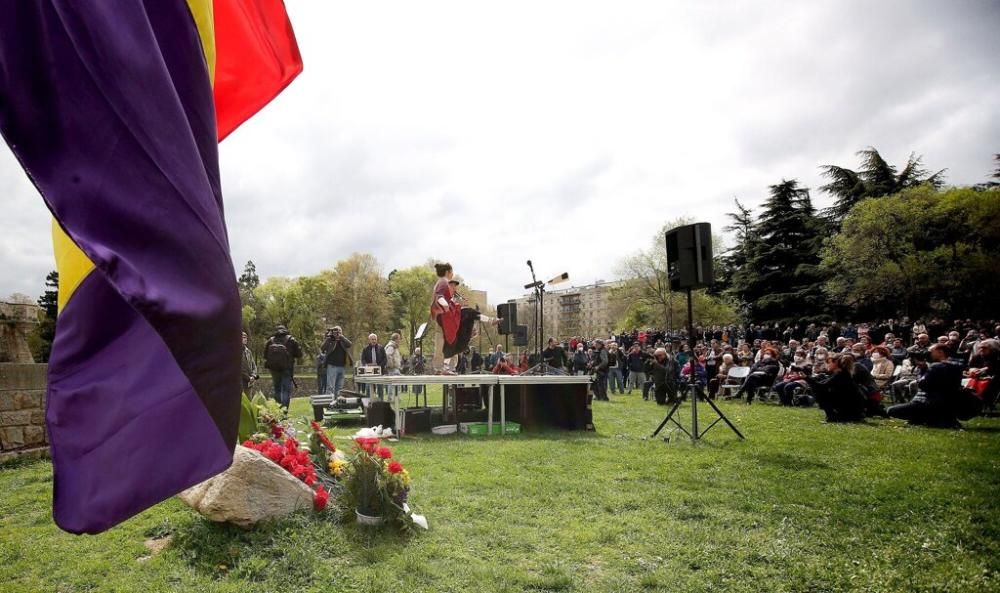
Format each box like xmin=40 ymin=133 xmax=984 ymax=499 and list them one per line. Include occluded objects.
xmin=52 ymin=219 xmax=95 ymax=313
xmin=186 ymin=0 xmax=216 ymax=84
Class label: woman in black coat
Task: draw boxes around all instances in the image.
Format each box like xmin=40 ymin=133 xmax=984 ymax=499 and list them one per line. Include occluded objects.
xmin=807 ymin=353 xmax=866 ymax=422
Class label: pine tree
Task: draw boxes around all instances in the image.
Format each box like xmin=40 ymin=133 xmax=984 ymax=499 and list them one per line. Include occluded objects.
xmin=820 ymin=147 xmax=946 ymax=222
xmin=238 ymin=260 xmax=260 ymax=306
xmin=736 ymin=180 xmax=829 ymax=324
xmin=35 ymin=271 xmax=59 ymax=362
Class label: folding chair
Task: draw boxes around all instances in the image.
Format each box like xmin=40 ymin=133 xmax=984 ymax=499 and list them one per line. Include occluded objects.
xmin=720 ymin=366 xmax=750 ymax=399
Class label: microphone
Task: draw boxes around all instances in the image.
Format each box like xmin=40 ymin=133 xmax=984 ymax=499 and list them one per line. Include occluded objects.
xmin=527 ymin=260 xmax=533 ymax=268
xmin=547 ymin=272 xmax=569 ymax=285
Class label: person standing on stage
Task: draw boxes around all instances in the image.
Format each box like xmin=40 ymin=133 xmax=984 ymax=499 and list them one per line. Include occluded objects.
xmin=430 ymin=262 xmax=498 ymax=373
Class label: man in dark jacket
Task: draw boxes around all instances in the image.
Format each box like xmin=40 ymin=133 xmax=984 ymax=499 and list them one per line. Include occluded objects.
xmin=543 ymin=338 xmax=568 ymax=371
xmin=645 ymin=347 xmax=677 ymax=405
xmin=360 ymin=333 xmax=387 ymax=399
xmin=888 ymin=344 xmax=963 ymax=427
xmin=589 ymin=340 xmax=610 ymax=401
xmin=736 ymin=348 xmax=781 ymax=404
xmin=321 ymin=326 xmax=352 ymax=396
xmin=470 ymin=347 xmax=483 ymax=372
xmin=626 ymin=344 xmax=647 ymax=395
xmin=263 ymin=325 xmax=302 ymax=408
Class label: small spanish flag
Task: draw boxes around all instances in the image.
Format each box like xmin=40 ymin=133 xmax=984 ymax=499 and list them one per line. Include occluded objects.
xmin=0 ymin=0 xmax=301 ymax=534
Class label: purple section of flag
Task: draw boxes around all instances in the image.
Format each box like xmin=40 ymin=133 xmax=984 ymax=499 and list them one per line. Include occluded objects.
xmin=0 ymin=2 xmax=241 ymax=532
xmin=47 ymin=272 xmax=231 ymax=534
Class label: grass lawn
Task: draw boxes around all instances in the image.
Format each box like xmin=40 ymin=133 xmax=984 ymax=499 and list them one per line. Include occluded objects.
xmin=2 ymin=390 xmax=999 ymax=593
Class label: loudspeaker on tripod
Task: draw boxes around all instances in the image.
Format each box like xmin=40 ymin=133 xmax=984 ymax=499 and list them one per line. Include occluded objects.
xmin=512 ymin=324 xmax=529 ymax=346
xmin=497 ymin=302 xmax=517 ymax=335
xmin=665 ymin=222 xmax=714 ymax=291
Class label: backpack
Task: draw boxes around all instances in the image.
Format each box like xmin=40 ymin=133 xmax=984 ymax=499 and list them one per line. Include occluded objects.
xmin=265 ymin=336 xmax=293 ymax=372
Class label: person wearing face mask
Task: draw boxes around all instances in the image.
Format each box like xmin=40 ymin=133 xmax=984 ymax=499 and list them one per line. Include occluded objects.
xmin=735 ymin=347 xmax=781 ymax=404
xmin=572 ymin=344 xmax=590 ymax=375
xmin=810 ymin=346 xmax=829 ymax=368
xmin=869 ymin=346 xmax=895 ymax=390
xmin=771 ymin=350 xmax=811 ymax=405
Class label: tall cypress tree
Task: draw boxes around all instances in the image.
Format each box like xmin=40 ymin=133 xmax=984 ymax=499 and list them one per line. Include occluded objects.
xmin=736 ymin=180 xmax=829 ymax=324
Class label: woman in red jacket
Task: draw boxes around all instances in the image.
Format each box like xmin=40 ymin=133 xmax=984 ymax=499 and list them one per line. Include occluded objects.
xmin=431 ymin=262 xmax=498 ymax=374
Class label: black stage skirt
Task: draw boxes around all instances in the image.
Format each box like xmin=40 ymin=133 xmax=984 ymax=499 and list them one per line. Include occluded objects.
xmin=442 ymin=308 xmax=480 ymax=358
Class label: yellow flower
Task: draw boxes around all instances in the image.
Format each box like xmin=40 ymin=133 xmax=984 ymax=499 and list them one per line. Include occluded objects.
xmin=328 ymin=458 xmax=347 ymax=477
xmin=400 ymin=469 xmax=411 ymax=487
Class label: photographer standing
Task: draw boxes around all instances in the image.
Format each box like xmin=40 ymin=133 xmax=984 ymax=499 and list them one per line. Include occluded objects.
xmin=321 ymin=326 xmax=352 ymax=397
xmin=263 ymin=325 xmax=302 ymax=408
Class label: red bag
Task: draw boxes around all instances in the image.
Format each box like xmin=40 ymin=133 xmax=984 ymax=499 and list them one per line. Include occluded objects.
xmin=967 ymin=377 xmax=991 ymax=399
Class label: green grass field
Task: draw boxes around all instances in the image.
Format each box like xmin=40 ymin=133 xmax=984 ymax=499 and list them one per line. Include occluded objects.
xmin=2 ymin=391 xmax=999 ymax=593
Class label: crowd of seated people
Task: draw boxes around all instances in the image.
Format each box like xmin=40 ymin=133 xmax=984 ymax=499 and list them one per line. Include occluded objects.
xmin=440 ymin=318 xmax=997 ymax=427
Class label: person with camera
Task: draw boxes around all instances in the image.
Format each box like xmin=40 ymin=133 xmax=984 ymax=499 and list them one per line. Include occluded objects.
xmin=645 ymin=347 xmax=679 ymax=405
xmin=887 ymin=344 xmax=963 ymax=427
xmin=321 ymin=326 xmax=352 ymax=397
xmin=589 ymin=339 xmax=610 ymax=401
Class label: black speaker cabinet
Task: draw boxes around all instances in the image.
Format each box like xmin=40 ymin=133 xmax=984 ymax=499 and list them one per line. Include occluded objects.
xmin=665 ymin=222 xmax=714 ymax=290
xmin=497 ymin=302 xmax=517 ymax=335
xmin=512 ymin=324 xmax=529 ymax=346
xmin=365 ymin=400 xmax=395 ymax=429
xmin=402 ymin=407 xmax=432 ymax=434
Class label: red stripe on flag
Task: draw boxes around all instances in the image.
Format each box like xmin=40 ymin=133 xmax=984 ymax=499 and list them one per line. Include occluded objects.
xmin=213 ymin=0 xmax=302 ymax=140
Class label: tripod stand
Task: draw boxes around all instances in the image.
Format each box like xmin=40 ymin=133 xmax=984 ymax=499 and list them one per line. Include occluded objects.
xmin=650 ymin=287 xmax=744 ymax=442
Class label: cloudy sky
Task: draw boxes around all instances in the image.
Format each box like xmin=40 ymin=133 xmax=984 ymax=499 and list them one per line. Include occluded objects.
xmin=2 ymin=0 xmax=998 ymax=304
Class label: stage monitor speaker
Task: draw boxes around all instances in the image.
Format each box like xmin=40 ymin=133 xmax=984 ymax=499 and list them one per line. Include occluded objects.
xmin=512 ymin=324 xmax=529 ymax=346
xmin=497 ymin=302 xmax=517 ymax=335
xmin=665 ymin=222 xmax=714 ymax=291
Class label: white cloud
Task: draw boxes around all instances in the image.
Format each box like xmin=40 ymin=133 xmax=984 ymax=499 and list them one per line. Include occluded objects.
xmin=2 ymin=0 xmax=998 ymax=304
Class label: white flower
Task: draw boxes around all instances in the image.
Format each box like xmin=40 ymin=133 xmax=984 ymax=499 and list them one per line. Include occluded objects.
xmin=411 ymin=513 xmax=428 ymax=530
xmin=353 ymin=427 xmax=379 ymax=439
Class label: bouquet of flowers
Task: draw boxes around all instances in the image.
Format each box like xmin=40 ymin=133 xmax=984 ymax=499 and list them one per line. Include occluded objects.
xmin=337 ymin=426 xmax=427 ymax=531
xmin=240 ymin=406 xmax=337 ymax=512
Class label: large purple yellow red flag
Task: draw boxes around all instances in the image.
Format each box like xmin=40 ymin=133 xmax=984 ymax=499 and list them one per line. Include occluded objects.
xmin=0 ymin=1 xmax=301 ymax=534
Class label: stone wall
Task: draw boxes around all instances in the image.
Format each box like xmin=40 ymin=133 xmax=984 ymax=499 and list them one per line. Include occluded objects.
xmin=0 ymin=301 xmax=41 ymax=363
xmin=0 ymin=363 xmax=49 ymax=463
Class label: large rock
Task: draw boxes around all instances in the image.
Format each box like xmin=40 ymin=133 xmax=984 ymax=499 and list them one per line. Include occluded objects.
xmin=178 ymin=445 xmax=315 ymax=527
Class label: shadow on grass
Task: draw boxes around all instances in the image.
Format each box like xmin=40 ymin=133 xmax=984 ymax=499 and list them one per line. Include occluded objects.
xmin=165 ymin=510 xmax=416 ymax=585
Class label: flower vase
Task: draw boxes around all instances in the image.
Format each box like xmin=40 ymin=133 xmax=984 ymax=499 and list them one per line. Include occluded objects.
xmin=355 ymin=509 xmax=384 ymax=527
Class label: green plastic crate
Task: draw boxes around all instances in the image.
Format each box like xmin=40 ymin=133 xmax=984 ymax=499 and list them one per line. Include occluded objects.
xmin=459 ymin=421 xmax=520 ymax=435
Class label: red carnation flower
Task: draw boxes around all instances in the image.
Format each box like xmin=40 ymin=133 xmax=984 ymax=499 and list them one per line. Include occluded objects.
xmin=313 ymin=485 xmax=329 ymax=511
xmin=242 ymin=439 xmax=255 ymax=448
xmin=387 ymin=461 xmax=403 ymax=474
xmin=377 ymin=447 xmax=393 ymax=459
xmin=304 ymin=475 xmax=316 ymax=486
xmin=271 ymin=425 xmax=284 ymax=438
